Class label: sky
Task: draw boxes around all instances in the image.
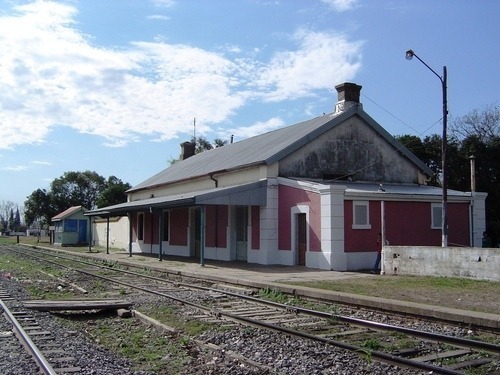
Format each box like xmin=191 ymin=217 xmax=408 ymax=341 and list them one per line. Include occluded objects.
xmin=0 ymin=0 xmax=499 ymax=210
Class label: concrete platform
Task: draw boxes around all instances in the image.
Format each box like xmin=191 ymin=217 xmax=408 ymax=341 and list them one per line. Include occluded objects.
xmin=33 ymin=247 xmax=500 ymax=330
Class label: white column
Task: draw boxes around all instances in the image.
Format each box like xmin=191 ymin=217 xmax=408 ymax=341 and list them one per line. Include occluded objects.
xmin=319 ymin=185 xmax=346 ymax=270
xmin=471 ymin=192 xmax=487 ymax=247
xmin=255 ymin=178 xmax=279 ymax=265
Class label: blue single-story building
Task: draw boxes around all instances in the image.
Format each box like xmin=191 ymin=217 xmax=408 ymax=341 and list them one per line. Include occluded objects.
xmin=52 ymin=206 xmax=89 ymax=246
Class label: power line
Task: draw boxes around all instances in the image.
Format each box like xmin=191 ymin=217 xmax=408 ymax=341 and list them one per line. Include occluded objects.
xmin=362 ymin=93 xmax=442 ymax=137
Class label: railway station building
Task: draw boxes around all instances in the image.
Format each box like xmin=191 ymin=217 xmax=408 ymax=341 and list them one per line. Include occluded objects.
xmin=87 ymin=82 xmax=486 ymax=271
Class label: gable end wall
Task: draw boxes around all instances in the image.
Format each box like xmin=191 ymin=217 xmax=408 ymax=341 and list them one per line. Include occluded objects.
xmin=278 ymin=117 xmax=421 ymax=184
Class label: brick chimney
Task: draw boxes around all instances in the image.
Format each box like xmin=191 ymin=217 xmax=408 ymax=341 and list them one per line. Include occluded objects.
xmin=180 ymin=141 xmax=196 ymax=160
xmin=334 ymin=82 xmax=362 ymax=114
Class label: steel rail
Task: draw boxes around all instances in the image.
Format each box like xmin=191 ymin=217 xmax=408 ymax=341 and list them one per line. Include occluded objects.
xmin=6 ymin=254 xmax=464 ymax=374
xmin=0 ymin=299 xmax=57 ymax=375
xmin=15 ymin=246 xmax=500 ymax=355
xmin=7 ymin=246 xmax=497 ymax=374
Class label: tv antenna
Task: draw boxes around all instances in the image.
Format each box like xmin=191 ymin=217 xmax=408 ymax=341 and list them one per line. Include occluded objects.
xmin=193 ymin=117 xmax=196 ymax=145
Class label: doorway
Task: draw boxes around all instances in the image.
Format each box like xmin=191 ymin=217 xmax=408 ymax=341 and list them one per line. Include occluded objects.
xmin=235 ymin=206 xmax=248 ymax=261
xmin=78 ymin=220 xmax=87 ymax=244
xmin=296 ymin=213 xmax=307 ymax=266
xmin=192 ymin=208 xmax=201 ymax=258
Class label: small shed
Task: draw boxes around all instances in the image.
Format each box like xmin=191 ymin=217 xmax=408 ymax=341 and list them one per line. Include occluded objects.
xmin=52 ymin=206 xmax=89 ymax=246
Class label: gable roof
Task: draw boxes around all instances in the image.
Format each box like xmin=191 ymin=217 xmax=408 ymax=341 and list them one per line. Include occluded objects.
xmin=52 ymin=206 xmax=87 ymax=221
xmin=129 ymin=105 xmax=433 ymax=193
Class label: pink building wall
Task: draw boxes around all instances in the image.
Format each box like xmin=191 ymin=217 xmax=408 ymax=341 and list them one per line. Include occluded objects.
xmin=170 ymin=208 xmax=189 ymax=246
xmin=278 ymin=185 xmax=321 ymax=251
xmin=206 ymin=205 xmax=228 ymax=248
xmin=344 ymin=200 xmax=470 ymax=253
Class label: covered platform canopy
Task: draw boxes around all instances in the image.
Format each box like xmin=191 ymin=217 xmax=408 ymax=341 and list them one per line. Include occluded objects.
xmin=85 ymin=180 xmax=268 ymax=218
xmin=84 ymin=180 xmax=268 ymax=259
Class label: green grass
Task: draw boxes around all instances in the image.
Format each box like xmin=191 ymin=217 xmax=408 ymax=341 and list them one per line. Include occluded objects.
xmin=74 ymin=315 xmax=191 ymax=373
xmin=0 ymin=247 xmax=207 ymax=373
xmin=140 ymin=305 xmax=212 ymax=335
xmin=288 ymin=275 xmax=494 ymax=293
xmin=0 ymin=235 xmax=126 ymax=254
xmin=59 ymin=304 xmax=215 ymax=374
xmin=0 ymin=235 xmax=52 ymax=246
xmin=283 ymin=275 xmax=500 ymax=314
xmin=361 ymin=338 xmax=382 ymax=351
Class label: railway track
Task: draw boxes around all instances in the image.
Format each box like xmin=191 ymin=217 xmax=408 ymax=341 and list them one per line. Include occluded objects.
xmin=0 ymin=289 xmax=81 ymax=374
xmin=3 ymin=245 xmax=500 ymax=374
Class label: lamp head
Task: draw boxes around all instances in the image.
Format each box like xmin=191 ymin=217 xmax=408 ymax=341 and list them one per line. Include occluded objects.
xmin=405 ymin=49 xmax=414 ymax=60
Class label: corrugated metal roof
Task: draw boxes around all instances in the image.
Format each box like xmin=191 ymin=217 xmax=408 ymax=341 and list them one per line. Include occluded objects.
xmin=87 ymin=181 xmax=267 ymax=217
xmin=338 ymin=181 xmax=471 ymax=199
xmin=129 ymin=106 xmax=433 ymax=193
xmin=52 ymin=206 xmax=87 ymax=221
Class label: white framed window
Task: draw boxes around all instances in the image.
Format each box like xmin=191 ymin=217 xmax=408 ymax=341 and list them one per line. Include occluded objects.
xmin=352 ymin=201 xmax=371 ymax=229
xmin=431 ymin=203 xmax=442 ymax=229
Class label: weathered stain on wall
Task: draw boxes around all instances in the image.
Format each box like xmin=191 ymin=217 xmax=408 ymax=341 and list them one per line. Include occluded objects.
xmin=384 ymin=246 xmax=500 ymax=281
xmin=279 ymin=117 xmax=420 ymax=183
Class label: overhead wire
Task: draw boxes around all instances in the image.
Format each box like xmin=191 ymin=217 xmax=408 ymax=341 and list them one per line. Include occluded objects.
xmin=328 ymin=94 xmax=443 ymax=182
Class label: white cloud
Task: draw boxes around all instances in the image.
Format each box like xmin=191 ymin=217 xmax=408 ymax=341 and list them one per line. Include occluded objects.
xmin=32 ymin=160 xmax=52 ymax=166
xmin=254 ymin=29 xmax=363 ymax=101
xmin=0 ymin=2 xmax=363 ymax=149
xmin=321 ymin=0 xmax=358 ymax=12
xmin=147 ymin=15 xmax=170 ymax=21
xmin=0 ymin=2 xmax=251 ymax=149
xmin=151 ymin=0 xmax=176 ymax=8
xmin=224 ymin=117 xmax=286 ymax=139
xmin=2 ymin=165 xmax=30 ymax=172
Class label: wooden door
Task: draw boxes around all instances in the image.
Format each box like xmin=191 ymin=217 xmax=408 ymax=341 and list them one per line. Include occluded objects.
xmin=235 ymin=206 xmax=248 ymax=261
xmin=297 ymin=213 xmax=307 ymax=266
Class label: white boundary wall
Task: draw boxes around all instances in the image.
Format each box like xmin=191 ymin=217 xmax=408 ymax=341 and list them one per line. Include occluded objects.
xmin=384 ymin=246 xmax=500 ymax=281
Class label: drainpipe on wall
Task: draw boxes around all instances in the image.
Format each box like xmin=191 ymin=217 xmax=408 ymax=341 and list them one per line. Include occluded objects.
xmin=209 ymin=173 xmax=218 ymax=187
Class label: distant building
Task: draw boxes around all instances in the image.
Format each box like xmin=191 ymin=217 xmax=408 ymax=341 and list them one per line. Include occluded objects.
xmin=52 ymin=206 xmax=89 ymax=246
xmin=88 ymin=83 xmax=486 ymax=270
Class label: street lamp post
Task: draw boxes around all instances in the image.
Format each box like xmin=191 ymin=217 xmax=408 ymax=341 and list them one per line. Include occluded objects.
xmin=406 ymin=49 xmax=448 ymax=247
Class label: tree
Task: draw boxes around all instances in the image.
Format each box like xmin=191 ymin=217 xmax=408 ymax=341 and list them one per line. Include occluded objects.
xmin=214 ymin=137 xmax=229 ymax=148
xmin=8 ymin=209 xmax=14 ymax=231
xmin=399 ymin=104 xmax=500 ymax=245
xmin=396 ymin=134 xmax=442 ymax=187
xmin=449 ymin=105 xmax=500 ymax=243
xmin=15 ymin=207 xmax=21 ymax=228
xmin=450 ymin=104 xmax=499 ymax=143
xmin=195 ymin=135 xmax=214 ymax=153
xmin=24 ymin=189 xmax=53 ymax=228
xmin=96 ymin=176 xmax=132 ymax=208
xmin=9 ymin=207 xmax=21 ymax=231
xmin=193 ymin=135 xmax=229 ymax=153
xmin=24 ymin=171 xmax=131 ymax=227
xmin=169 ymin=136 xmax=229 ymax=165
xmin=0 ymin=200 xmax=16 ymax=233
xmin=50 ymin=171 xmax=106 ymax=211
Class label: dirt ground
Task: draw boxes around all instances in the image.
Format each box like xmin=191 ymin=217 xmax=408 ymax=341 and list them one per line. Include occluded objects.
xmin=4 ymin=238 xmax=499 ymax=316
xmin=303 ymin=275 xmax=500 ymax=315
